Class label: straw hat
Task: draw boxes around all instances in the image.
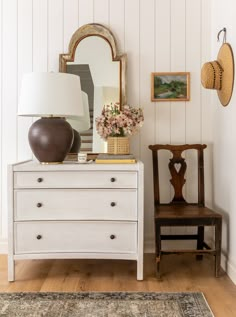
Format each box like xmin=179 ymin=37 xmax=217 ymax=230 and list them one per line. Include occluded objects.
xmin=201 ymin=43 xmax=234 ymax=106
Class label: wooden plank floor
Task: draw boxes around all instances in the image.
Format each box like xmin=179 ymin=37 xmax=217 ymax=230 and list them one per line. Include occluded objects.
xmin=0 ymin=254 xmax=236 ymax=316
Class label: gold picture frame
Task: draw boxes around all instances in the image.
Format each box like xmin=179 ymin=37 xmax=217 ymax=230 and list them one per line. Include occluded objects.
xmin=151 ymin=72 xmax=190 ymax=101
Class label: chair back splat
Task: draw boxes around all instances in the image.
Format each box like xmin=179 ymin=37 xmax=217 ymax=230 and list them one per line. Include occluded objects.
xmin=148 ymin=144 xmax=222 ymax=279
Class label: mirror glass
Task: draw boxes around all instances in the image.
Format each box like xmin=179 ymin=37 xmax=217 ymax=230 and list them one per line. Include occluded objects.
xmin=59 ymin=24 xmax=127 ymax=153
xmin=67 ymin=36 xmax=119 ymax=152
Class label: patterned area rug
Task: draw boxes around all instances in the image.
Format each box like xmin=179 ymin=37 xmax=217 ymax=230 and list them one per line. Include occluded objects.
xmin=0 ymin=292 xmax=214 ymax=317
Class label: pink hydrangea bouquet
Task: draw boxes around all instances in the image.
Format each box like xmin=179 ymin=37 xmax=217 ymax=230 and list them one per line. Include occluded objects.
xmin=95 ymin=103 xmax=144 ymax=140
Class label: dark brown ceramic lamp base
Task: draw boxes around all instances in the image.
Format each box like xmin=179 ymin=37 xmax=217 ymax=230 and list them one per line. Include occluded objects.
xmin=28 ymin=117 xmax=74 ymax=163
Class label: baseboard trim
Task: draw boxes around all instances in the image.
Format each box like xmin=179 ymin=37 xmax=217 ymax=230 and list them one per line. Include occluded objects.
xmin=221 ymin=254 xmax=236 ymax=285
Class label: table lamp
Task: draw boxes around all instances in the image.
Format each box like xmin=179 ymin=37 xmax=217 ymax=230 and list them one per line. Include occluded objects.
xmin=18 ymin=72 xmax=84 ymax=163
xmin=67 ymin=91 xmax=91 ymax=156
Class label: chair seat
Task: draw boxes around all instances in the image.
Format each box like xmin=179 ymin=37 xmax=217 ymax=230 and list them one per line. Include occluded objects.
xmin=155 ymin=204 xmax=222 ymax=219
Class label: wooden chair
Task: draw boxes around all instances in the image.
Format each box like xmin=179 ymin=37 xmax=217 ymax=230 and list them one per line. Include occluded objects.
xmin=148 ymin=144 xmax=222 ymax=278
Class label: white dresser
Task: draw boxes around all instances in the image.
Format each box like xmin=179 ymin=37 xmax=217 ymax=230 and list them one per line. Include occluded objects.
xmin=8 ymin=160 xmax=144 ymax=281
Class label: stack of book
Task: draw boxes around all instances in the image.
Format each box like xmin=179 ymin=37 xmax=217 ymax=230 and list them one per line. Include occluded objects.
xmin=95 ymin=153 xmax=136 ymax=164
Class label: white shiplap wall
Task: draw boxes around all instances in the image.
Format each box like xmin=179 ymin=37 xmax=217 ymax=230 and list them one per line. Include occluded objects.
xmin=0 ymin=0 xmax=212 ymax=251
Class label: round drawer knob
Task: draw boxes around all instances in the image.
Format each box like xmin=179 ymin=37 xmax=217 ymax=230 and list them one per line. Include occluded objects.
xmin=110 ymin=177 xmax=116 ymax=182
xmin=110 ymin=234 xmax=116 ymax=240
xmin=110 ymin=202 xmax=116 ymax=207
xmin=36 ymin=235 xmax=42 ymax=240
xmin=37 ymin=203 xmax=42 ymax=208
xmin=37 ymin=177 xmax=43 ymax=183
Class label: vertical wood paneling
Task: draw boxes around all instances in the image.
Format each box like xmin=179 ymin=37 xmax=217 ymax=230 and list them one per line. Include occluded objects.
xmin=63 ymin=0 xmax=79 ymax=52
xmin=78 ymin=0 xmax=93 ymax=27
xmin=94 ymin=0 xmax=109 ymax=26
xmin=185 ymin=0 xmax=202 ymax=202
xmin=201 ymin=0 xmax=212 ymax=144
xmin=201 ymin=0 xmax=213 ymax=207
xmin=1 ymin=0 xmax=18 ymax=237
xmin=48 ymin=0 xmax=63 ymax=71
xmin=186 ymin=0 xmax=201 ymax=143
xmin=109 ymin=0 xmax=125 ymax=53
xmin=170 ymin=0 xmax=186 ymax=70
xmin=33 ymin=0 xmax=48 ymax=71
xmin=140 ymin=0 xmax=155 ymax=245
xmin=17 ymin=0 xmax=33 ymax=162
xmin=155 ymin=0 xmax=171 ymax=204
xmin=18 ymin=0 xmax=33 ymax=83
xmin=125 ymin=0 xmax=140 ymax=157
xmin=155 ymin=0 xmax=171 ymax=144
xmin=170 ymin=0 xmax=186 ymax=144
xmin=124 ymin=0 xmax=139 ymax=105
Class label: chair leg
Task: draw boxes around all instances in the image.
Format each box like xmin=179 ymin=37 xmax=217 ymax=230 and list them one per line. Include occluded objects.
xmin=196 ymin=226 xmax=204 ymax=260
xmin=155 ymin=222 xmax=161 ymax=279
xmin=215 ymin=219 xmax=222 ymax=277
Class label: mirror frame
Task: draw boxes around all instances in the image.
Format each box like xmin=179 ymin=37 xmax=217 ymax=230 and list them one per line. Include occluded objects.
xmin=59 ymin=23 xmax=127 ymax=108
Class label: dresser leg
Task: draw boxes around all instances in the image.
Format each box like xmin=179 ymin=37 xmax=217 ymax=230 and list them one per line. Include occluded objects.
xmin=137 ymin=259 xmax=143 ymax=280
xmin=8 ymin=256 xmax=15 ymax=282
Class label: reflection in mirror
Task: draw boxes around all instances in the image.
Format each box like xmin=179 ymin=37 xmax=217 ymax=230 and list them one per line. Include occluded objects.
xmin=59 ymin=23 xmax=127 ymax=153
xmin=67 ymin=37 xmax=119 ymax=152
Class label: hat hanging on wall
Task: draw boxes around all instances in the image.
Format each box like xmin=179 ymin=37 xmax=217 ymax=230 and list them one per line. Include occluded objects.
xmin=201 ymin=27 xmax=235 ymax=107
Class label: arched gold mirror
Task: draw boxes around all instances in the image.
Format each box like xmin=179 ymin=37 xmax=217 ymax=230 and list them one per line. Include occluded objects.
xmin=59 ymin=23 xmax=127 ymax=153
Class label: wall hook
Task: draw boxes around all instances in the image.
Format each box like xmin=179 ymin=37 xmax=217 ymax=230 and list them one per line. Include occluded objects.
xmin=217 ymin=27 xmax=227 ymax=43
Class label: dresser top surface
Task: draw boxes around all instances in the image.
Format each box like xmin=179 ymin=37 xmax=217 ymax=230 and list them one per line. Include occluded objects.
xmin=10 ymin=160 xmax=143 ymax=172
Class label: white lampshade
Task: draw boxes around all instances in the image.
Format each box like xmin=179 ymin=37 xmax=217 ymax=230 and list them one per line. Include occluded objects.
xmin=67 ymin=91 xmax=91 ymax=132
xmin=18 ymin=72 xmax=84 ymax=118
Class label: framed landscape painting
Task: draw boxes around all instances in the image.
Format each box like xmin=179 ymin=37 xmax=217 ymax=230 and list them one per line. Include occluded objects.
xmin=151 ymin=72 xmax=190 ymax=101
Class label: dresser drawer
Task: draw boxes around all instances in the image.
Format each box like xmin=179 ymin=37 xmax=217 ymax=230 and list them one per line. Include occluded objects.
xmin=14 ymin=189 xmax=137 ymax=221
xmin=14 ymin=221 xmax=137 ymax=254
xmin=14 ymin=171 xmax=137 ymax=189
